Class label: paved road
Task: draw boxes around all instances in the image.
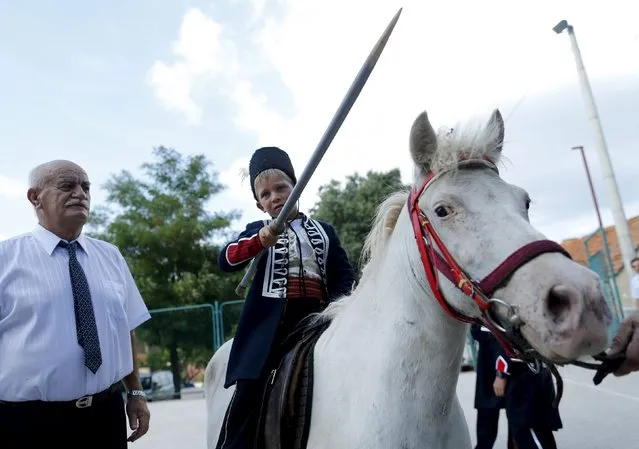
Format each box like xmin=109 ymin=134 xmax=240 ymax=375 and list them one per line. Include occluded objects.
xmin=459 ymin=365 xmax=639 ymax=448
xmin=134 ymin=366 xmax=639 ymax=448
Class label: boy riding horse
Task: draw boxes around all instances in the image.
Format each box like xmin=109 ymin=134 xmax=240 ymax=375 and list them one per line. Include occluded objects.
xmin=215 ymin=146 xmax=356 ymax=449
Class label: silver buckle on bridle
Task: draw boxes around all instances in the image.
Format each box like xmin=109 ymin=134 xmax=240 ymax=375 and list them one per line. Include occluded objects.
xmin=75 ymin=395 xmax=93 ymax=408
xmin=485 ymin=297 xmax=522 ymax=332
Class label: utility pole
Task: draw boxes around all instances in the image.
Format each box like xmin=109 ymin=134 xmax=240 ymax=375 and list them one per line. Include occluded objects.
xmin=572 ymin=146 xmax=624 ymax=319
xmin=553 ymin=20 xmax=636 ymax=281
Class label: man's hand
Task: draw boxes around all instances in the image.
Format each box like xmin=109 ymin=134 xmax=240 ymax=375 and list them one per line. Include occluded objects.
xmin=259 ymin=226 xmax=279 ymax=247
xmin=607 ymin=310 xmax=639 ymax=376
xmin=493 ymin=376 xmax=507 ymax=397
xmin=126 ymin=396 xmax=150 ymax=442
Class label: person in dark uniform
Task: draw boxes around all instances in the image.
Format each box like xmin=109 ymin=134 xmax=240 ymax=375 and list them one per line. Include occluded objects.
xmin=215 ymin=146 xmax=356 ymax=449
xmin=472 ymin=323 xmax=562 ymax=449
xmin=499 ymin=352 xmax=562 ymax=449
xmin=470 ymin=323 xmax=509 ymax=449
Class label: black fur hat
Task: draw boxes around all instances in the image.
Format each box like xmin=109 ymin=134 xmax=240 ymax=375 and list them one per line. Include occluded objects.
xmin=248 ymin=146 xmax=297 ymax=199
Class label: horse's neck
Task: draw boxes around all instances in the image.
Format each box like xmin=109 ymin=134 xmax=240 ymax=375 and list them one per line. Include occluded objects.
xmin=343 ymin=257 xmax=467 ymax=400
xmin=314 ymin=234 xmax=468 ymax=445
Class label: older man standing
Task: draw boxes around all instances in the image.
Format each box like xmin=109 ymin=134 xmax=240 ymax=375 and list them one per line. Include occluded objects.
xmin=0 ymin=160 xmax=151 ymax=447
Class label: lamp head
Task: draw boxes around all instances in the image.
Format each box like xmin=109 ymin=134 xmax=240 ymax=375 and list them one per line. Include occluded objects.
xmin=553 ymin=20 xmax=569 ymax=34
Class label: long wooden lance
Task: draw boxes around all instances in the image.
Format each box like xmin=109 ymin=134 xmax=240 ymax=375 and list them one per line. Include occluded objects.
xmin=235 ymin=7 xmax=403 ymax=296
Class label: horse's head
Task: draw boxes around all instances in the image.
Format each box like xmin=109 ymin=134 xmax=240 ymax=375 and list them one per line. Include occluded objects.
xmin=406 ymin=109 xmax=612 ymax=363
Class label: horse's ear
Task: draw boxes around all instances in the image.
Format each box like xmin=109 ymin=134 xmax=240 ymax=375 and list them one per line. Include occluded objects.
xmin=485 ymin=109 xmax=505 ymax=153
xmin=409 ymin=111 xmax=438 ymax=173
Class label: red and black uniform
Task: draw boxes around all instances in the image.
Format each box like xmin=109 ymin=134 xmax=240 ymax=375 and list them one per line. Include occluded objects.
xmin=471 ymin=324 xmax=563 ymax=449
xmin=471 ymin=323 xmax=507 ymax=449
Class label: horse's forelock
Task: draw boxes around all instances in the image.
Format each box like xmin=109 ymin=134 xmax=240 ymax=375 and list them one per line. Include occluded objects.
xmin=428 ymin=115 xmax=505 ymax=175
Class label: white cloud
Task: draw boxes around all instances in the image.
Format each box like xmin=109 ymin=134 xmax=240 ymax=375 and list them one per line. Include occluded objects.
xmin=153 ymin=0 xmax=639 ymax=242
xmin=0 ymin=175 xmax=26 ymax=199
xmin=534 ymin=200 xmax=639 ymax=243
xmin=248 ymin=0 xmax=267 ymax=22
xmin=218 ymin=155 xmax=250 ymax=202
xmin=148 ymin=8 xmax=238 ymax=125
xmin=228 ymin=80 xmax=287 ymax=142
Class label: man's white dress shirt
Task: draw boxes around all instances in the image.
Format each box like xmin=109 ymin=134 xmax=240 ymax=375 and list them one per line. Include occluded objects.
xmin=0 ymin=224 xmax=151 ymax=401
xmin=631 ymin=273 xmax=639 ymax=303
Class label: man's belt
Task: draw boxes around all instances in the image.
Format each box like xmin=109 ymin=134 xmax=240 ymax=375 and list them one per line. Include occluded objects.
xmin=0 ymin=383 xmax=121 ymax=409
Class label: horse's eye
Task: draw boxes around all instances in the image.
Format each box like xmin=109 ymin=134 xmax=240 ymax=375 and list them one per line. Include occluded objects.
xmin=435 ymin=206 xmax=450 ymax=218
xmin=525 ymin=199 xmax=531 ymax=210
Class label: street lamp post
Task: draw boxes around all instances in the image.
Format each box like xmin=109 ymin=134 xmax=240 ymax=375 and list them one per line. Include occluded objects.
xmin=572 ymin=145 xmax=623 ymax=319
xmin=572 ymin=146 xmax=606 ymax=240
xmin=553 ymin=20 xmax=636 ymax=282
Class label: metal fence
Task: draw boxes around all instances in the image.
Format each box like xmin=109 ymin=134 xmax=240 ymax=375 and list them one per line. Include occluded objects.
xmin=131 ymin=300 xmax=245 ymax=396
xmin=584 ymin=229 xmax=626 ymax=341
xmin=212 ymin=300 xmax=245 ymax=351
xmin=138 ymin=300 xmax=246 ymax=363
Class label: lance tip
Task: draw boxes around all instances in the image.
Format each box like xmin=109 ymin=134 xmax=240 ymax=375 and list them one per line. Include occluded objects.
xmin=388 ymin=7 xmax=403 ymax=28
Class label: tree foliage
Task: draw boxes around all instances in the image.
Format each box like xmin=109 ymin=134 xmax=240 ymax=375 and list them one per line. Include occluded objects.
xmin=309 ymin=168 xmax=408 ymax=276
xmin=87 ymin=146 xmax=243 ymax=389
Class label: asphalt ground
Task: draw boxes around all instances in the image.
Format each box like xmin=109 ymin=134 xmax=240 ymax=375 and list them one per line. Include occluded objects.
xmin=134 ymin=366 xmax=639 ymax=448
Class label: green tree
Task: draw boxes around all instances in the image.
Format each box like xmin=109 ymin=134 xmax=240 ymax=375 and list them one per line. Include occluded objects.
xmin=310 ymin=168 xmax=408 ymax=277
xmin=87 ymin=146 xmax=243 ymax=393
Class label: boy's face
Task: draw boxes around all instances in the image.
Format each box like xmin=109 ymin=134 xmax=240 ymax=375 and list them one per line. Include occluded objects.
xmin=255 ymin=172 xmax=295 ymax=218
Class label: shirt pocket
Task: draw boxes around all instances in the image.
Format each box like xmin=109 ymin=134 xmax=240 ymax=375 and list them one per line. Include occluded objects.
xmin=101 ymin=279 xmax=127 ymax=325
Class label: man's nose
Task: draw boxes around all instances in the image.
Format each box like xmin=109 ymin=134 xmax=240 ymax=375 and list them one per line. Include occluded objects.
xmin=71 ymin=185 xmax=87 ymax=198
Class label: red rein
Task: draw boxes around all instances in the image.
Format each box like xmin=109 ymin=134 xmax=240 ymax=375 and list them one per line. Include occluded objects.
xmin=407 ymin=158 xmax=571 ymax=358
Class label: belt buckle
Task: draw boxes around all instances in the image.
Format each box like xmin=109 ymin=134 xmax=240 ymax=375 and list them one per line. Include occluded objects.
xmin=75 ymin=395 xmax=93 ymax=408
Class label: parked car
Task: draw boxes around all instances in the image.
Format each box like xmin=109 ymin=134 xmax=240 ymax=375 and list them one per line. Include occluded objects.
xmin=140 ymin=370 xmax=180 ymax=401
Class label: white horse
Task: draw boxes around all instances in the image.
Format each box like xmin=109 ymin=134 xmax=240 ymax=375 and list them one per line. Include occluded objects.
xmin=205 ymin=109 xmax=612 ymax=448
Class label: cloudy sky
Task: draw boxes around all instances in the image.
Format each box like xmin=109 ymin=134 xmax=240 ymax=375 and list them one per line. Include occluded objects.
xmin=1 ymin=0 xmax=638 ymax=246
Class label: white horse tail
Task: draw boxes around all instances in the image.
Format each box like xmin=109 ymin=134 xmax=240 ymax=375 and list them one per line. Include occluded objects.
xmin=204 ymin=339 xmax=235 ymax=449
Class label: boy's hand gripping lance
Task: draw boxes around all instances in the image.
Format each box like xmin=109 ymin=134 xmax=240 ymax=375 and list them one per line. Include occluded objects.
xmin=235 ymin=7 xmax=403 ymax=296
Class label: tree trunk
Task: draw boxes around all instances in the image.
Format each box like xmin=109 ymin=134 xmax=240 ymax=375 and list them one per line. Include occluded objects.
xmin=169 ymin=338 xmax=181 ymax=399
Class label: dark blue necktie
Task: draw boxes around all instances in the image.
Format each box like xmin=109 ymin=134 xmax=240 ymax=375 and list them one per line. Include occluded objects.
xmin=58 ymin=240 xmax=102 ymax=374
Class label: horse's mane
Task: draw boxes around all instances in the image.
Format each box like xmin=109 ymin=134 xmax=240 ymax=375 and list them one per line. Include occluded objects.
xmin=315 ymin=189 xmax=408 ymax=322
xmin=358 ymin=189 xmax=409 ymax=280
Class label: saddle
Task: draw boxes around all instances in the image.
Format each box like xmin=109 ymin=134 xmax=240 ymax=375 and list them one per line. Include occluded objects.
xmin=259 ymin=318 xmax=330 ymax=449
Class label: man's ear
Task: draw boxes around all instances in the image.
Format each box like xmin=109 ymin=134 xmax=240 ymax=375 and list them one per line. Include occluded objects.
xmin=27 ymin=188 xmax=41 ymax=209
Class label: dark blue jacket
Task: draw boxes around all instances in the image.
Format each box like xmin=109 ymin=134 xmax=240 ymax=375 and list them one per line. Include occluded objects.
xmin=218 ymin=215 xmax=355 ymax=388
xmin=470 ymin=323 xmax=506 ymax=410
xmin=470 ymin=324 xmax=562 ymax=431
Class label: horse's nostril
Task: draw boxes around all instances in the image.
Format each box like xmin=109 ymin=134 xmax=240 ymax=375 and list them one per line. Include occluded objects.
xmin=545 ymin=285 xmax=578 ymax=324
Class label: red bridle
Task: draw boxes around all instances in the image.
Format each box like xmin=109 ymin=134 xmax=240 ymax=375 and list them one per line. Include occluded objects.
xmin=407 ymin=157 xmax=572 ymax=359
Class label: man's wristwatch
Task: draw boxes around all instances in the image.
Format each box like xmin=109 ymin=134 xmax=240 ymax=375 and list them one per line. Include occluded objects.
xmin=127 ymin=389 xmax=147 ymax=400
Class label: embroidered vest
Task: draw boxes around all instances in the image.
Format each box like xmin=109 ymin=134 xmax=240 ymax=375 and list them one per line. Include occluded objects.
xmin=260 ymin=216 xmax=329 ymax=299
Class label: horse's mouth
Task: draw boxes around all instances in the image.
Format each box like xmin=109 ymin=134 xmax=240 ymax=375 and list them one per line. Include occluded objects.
xmin=519 ymin=324 xmax=608 ymax=363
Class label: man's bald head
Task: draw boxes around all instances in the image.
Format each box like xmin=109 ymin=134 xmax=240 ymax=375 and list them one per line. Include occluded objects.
xmin=27 ymin=160 xmax=91 ymax=241
xmin=28 ymin=160 xmax=87 ymax=190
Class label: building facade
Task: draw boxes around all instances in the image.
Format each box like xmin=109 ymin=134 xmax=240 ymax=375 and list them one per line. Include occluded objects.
xmin=560 ymin=216 xmax=639 ymax=309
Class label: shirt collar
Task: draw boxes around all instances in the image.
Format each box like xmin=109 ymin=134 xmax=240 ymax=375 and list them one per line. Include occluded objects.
xmin=32 ymin=224 xmax=89 ymax=256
